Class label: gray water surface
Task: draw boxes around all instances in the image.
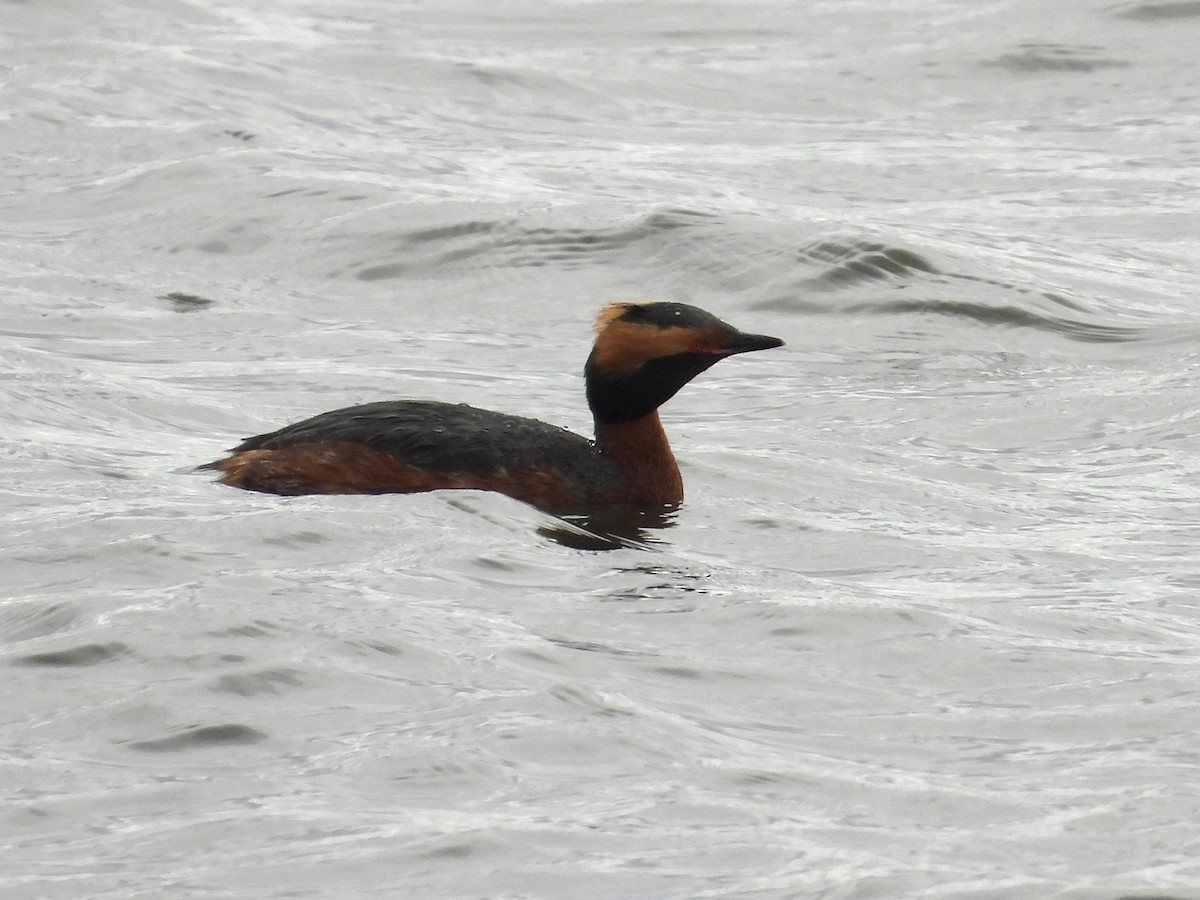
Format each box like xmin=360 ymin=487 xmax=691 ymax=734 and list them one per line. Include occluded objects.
xmin=2 ymin=1 xmax=1199 ymax=897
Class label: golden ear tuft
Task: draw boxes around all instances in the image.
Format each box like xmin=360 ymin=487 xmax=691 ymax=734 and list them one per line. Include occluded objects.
xmin=593 ymin=301 xmax=659 ymax=334
xmin=593 ymin=302 xmax=632 ymax=334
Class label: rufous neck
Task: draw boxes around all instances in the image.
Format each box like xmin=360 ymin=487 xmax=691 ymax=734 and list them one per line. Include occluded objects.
xmin=594 ymin=411 xmax=684 ymax=504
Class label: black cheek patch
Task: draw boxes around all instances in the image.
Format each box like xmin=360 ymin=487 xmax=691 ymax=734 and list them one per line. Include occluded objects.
xmin=586 ymin=353 xmax=719 ymax=424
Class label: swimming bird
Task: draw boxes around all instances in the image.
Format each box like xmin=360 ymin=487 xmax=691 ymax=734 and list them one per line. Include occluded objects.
xmin=203 ymin=302 xmax=783 ymax=510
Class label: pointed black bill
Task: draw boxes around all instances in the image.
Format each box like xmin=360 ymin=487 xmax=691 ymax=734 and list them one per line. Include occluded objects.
xmin=719 ymin=330 xmax=785 ymax=356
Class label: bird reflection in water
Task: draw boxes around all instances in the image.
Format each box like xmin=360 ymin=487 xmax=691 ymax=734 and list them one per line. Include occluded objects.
xmin=538 ymin=503 xmax=678 ymax=551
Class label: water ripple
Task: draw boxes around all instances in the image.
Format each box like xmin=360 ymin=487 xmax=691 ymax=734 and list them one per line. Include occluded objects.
xmin=1112 ymin=1 xmax=1200 ymax=20
xmin=125 ymin=723 xmax=269 ymax=753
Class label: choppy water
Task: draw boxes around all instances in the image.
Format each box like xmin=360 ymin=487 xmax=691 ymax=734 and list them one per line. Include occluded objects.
xmin=3 ymin=1 xmax=1200 ymax=897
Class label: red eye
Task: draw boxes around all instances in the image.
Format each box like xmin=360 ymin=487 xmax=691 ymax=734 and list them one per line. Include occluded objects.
xmin=688 ymin=341 xmax=705 ymax=353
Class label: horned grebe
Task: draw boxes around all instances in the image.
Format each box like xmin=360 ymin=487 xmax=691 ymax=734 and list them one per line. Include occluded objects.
xmin=203 ymin=301 xmax=783 ymax=510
